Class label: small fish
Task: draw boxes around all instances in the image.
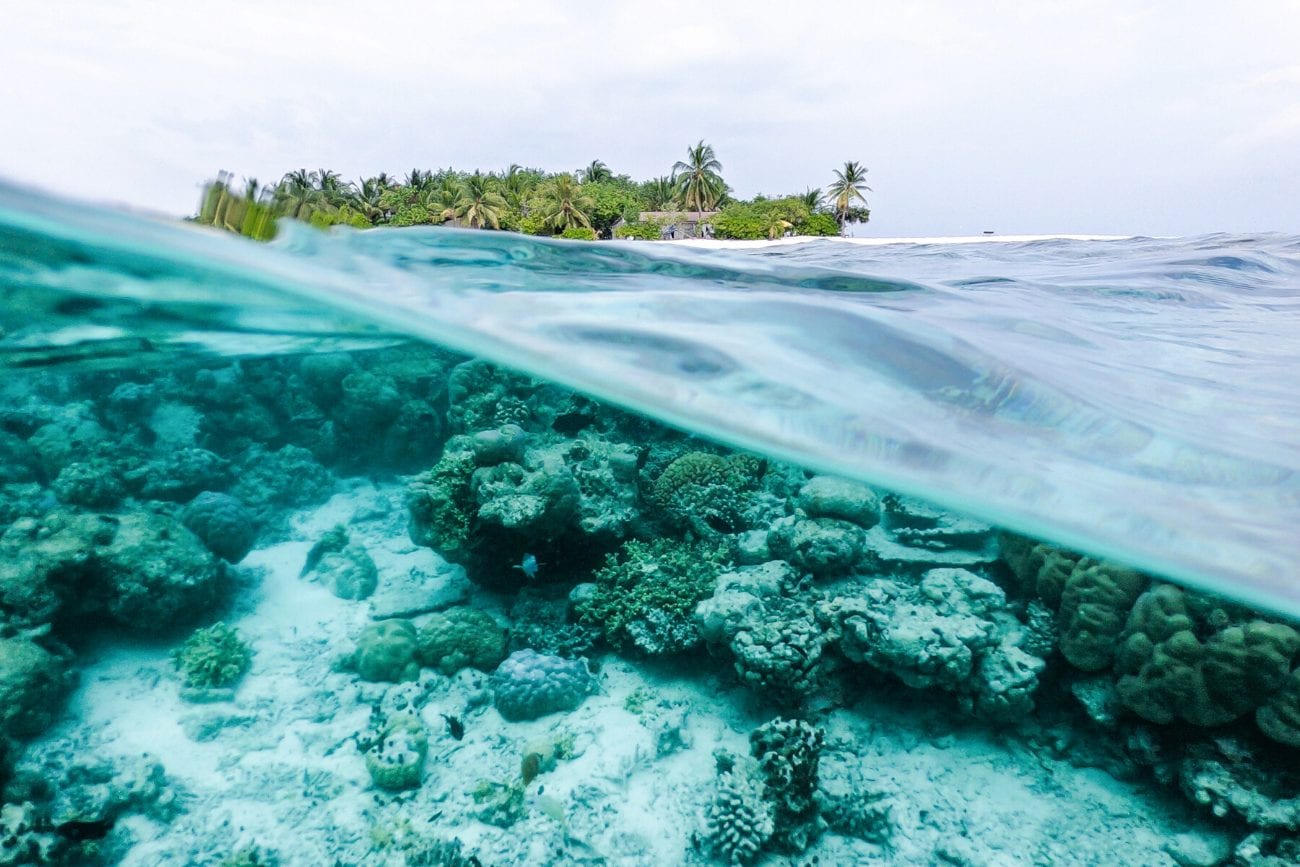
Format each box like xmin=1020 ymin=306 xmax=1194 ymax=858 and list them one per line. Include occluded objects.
xmin=442 ymin=713 xmax=464 ymax=741
xmin=514 ymin=553 xmax=541 ymax=580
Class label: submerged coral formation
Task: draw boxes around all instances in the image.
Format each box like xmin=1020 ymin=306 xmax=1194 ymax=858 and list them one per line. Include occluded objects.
xmin=1 ymin=345 xmax=1297 ymax=865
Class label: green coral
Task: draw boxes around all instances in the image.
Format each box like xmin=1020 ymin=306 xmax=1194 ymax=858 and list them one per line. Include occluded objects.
xmin=650 ymin=451 xmax=763 ymax=536
xmin=406 ymin=445 xmax=477 ymax=556
xmin=364 ymin=713 xmax=428 ymax=791
xmin=416 ymin=606 xmax=508 ymax=675
xmin=1115 ymin=584 xmax=1299 ymax=727
xmin=576 ymin=537 xmax=730 ymax=655
xmin=172 ymin=622 xmax=252 ymax=691
xmin=1056 ymin=557 xmax=1147 ymax=671
xmin=351 ymin=620 xmax=420 ymax=683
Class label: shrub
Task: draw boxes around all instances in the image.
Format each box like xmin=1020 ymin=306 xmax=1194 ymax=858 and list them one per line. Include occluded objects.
xmin=559 ymin=226 xmax=598 ymax=240
xmin=614 ymin=220 xmax=662 ymax=240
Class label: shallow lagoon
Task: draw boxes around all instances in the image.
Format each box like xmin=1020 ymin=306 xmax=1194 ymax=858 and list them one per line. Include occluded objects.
xmin=2 ymin=190 xmax=1300 ymax=865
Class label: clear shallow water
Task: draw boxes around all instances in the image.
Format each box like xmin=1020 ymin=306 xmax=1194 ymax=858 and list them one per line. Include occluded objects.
xmin=3 ymin=182 xmax=1299 ymax=616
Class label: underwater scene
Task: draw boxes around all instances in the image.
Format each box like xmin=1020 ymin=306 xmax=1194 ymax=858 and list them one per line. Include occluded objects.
xmin=2 ymin=187 xmax=1300 ymax=866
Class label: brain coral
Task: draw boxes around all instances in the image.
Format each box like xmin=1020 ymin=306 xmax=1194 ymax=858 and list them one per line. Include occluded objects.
xmin=490 ymin=649 xmax=595 ymax=722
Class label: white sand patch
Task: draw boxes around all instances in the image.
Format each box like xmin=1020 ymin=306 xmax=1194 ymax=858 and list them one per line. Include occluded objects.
xmin=659 ymin=233 xmax=1133 ymax=250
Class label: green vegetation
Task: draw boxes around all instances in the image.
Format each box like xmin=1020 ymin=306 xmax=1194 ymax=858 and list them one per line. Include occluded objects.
xmin=194 ymin=143 xmax=873 ymax=242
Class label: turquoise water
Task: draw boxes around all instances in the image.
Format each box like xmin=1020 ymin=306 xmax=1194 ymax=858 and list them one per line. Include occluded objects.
xmin=4 ymin=183 xmax=1300 ymax=865
xmin=4 ymin=183 xmax=1298 ymax=616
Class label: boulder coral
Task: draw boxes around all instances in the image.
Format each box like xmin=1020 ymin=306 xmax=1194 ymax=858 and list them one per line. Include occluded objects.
xmin=416 ymin=606 xmax=508 ymax=675
xmin=181 ymin=491 xmax=257 ymax=563
xmin=0 ymin=637 xmax=75 ymax=739
xmin=363 ymin=713 xmax=428 ymax=792
xmin=490 ymin=649 xmax=595 ymax=722
xmin=349 ymin=620 xmax=421 ymax=683
xmin=1114 ymin=584 xmax=1299 ymax=727
xmin=1056 ymin=557 xmax=1147 ymax=671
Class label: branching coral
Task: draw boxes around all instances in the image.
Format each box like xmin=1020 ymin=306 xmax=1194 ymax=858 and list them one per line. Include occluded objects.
xmin=172 ymin=621 xmax=252 ymax=693
xmin=576 ymin=537 xmax=730 ymax=656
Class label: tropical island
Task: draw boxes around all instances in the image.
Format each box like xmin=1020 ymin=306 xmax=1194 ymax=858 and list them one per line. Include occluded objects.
xmin=196 ymin=141 xmax=872 ymax=242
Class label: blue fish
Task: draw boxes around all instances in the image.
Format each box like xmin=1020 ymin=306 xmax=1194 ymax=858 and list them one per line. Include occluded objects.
xmin=517 ymin=553 xmax=540 ymax=580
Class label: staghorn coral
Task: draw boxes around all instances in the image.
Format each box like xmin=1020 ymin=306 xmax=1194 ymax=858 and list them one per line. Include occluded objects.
xmin=0 ymin=637 xmax=75 ymax=739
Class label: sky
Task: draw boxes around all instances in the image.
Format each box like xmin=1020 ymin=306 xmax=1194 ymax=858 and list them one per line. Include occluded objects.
xmin=2 ymin=1 xmax=1298 ymax=237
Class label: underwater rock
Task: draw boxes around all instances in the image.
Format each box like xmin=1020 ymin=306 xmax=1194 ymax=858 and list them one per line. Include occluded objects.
xmin=795 ymin=475 xmax=881 ymax=528
xmin=0 ymin=636 xmax=75 ymax=739
xmin=507 ymin=590 xmax=601 ymax=659
xmin=836 ymin=568 xmax=1046 ymax=719
xmin=416 ymin=606 xmax=508 ymax=675
xmin=490 ymin=649 xmax=595 ymax=722
xmin=815 ymin=754 xmax=892 ymax=842
xmin=349 ymin=620 xmax=420 ymax=683
xmin=0 ymin=801 xmax=62 ymax=866
xmin=363 ymin=713 xmax=428 ymax=791
xmin=882 ymin=493 xmax=992 ymax=550
xmin=50 ymin=459 xmax=125 ymax=508
xmin=368 ymin=559 xmax=470 ymax=620
xmin=0 ymin=431 xmax=38 ymax=485
xmin=131 ymin=447 xmax=231 ymax=502
xmin=94 ymin=510 xmax=225 ymax=631
xmin=25 ymin=404 xmax=109 ymax=479
xmin=1179 ymin=753 xmax=1300 ymax=830
xmin=181 ymin=491 xmax=257 ymax=563
xmin=766 ymin=514 xmax=866 ymax=577
xmin=0 ymin=507 xmax=223 ymax=633
xmin=231 ymin=444 xmax=335 ymax=515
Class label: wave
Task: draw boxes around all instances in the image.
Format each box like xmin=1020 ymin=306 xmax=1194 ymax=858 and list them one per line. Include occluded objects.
xmin=2 ymin=181 xmax=1299 ymax=616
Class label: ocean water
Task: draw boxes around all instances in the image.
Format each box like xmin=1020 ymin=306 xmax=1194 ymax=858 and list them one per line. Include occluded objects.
xmin=2 ymin=183 xmax=1300 ymax=865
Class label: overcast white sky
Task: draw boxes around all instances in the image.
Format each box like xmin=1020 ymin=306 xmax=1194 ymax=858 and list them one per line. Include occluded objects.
xmin=3 ymin=1 xmax=1298 ymax=236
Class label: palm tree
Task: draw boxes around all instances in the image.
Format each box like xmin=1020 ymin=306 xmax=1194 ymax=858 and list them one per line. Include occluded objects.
xmin=798 ymin=187 xmax=824 ymax=212
xmin=642 ymin=176 xmax=677 ymax=211
xmin=404 ymin=168 xmax=433 ymax=192
xmin=455 ymin=172 xmax=508 ymax=229
xmin=424 ymin=176 xmax=462 ymax=224
xmin=501 ymin=164 xmax=538 ymax=211
xmin=535 ymin=174 xmax=595 ymax=232
xmin=580 ymin=160 xmax=612 ymax=183
xmin=672 ymin=140 xmax=726 ymax=221
xmin=827 ymin=161 xmax=872 ymax=229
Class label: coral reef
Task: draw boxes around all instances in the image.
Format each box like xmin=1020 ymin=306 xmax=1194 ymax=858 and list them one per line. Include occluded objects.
xmin=181 ymin=491 xmax=257 ymax=563
xmin=172 ymin=622 xmax=252 ymax=697
xmin=0 ymin=636 xmax=75 ymax=739
xmin=704 ymin=759 xmax=774 ymax=865
xmin=577 ymin=537 xmax=730 ymax=656
xmin=349 ymin=620 xmax=421 ymax=683
xmin=363 ymin=713 xmax=428 ymax=792
xmin=490 ymin=649 xmax=595 ymax=722
xmin=416 ymin=606 xmax=508 ymax=675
